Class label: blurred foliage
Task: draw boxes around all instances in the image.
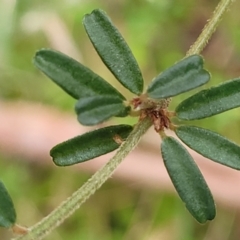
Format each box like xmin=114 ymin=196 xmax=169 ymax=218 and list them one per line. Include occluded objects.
xmin=1 ymin=0 xmax=240 ymax=239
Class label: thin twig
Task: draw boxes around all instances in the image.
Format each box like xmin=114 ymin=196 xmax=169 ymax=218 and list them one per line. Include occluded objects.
xmin=13 ymin=118 xmax=152 ymax=240
xmin=186 ymin=0 xmax=235 ymax=56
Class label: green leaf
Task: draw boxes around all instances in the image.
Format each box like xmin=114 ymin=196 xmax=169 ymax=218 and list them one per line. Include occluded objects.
xmin=34 ymin=49 xmax=125 ymax=100
xmin=0 ymin=181 xmax=17 ymax=228
xmin=147 ymin=55 xmax=210 ymax=99
xmin=161 ymin=137 xmax=216 ymax=223
xmin=115 ymin=105 xmax=131 ymax=118
xmin=75 ymin=95 xmax=129 ymax=125
xmin=176 ymin=125 xmax=240 ymax=170
xmin=83 ymin=9 xmax=144 ymax=95
xmin=176 ymin=78 xmax=240 ymax=120
xmin=51 ymin=124 xmax=133 ymax=166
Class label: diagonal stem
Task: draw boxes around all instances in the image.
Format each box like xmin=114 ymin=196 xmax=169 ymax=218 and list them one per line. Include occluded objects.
xmin=13 ymin=118 xmax=152 ymax=240
xmin=186 ymin=0 xmax=235 ymax=56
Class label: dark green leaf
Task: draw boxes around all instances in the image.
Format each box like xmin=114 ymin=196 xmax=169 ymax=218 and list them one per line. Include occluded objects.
xmin=34 ymin=49 xmax=125 ymax=100
xmin=83 ymin=9 xmax=144 ymax=95
xmin=0 ymin=181 xmax=16 ymax=228
xmin=75 ymin=95 xmax=129 ymax=126
xmin=115 ymin=105 xmax=131 ymax=118
xmin=176 ymin=125 xmax=240 ymax=170
xmin=176 ymin=78 xmax=240 ymax=120
xmin=147 ymin=55 xmax=210 ymax=99
xmin=161 ymin=137 xmax=216 ymax=223
xmin=51 ymin=124 xmax=133 ymax=166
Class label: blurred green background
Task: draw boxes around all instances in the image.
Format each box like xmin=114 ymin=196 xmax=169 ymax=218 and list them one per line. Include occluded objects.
xmin=1 ymin=0 xmax=240 ymax=239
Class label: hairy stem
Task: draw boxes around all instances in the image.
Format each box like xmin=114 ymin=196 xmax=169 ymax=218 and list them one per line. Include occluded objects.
xmin=13 ymin=1 xmax=235 ymax=239
xmin=186 ymin=0 xmax=235 ymax=56
xmin=13 ymin=118 xmax=152 ymax=240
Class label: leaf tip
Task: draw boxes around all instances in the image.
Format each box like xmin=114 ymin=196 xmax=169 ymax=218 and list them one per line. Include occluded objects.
xmin=0 ymin=181 xmax=17 ymax=228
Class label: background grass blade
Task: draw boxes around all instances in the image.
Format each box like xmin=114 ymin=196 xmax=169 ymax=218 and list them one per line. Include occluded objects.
xmin=83 ymin=9 xmax=144 ymax=95
xmin=147 ymin=55 xmax=210 ymax=99
xmin=34 ymin=49 xmax=125 ymax=100
xmin=176 ymin=78 xmax=240 ymax=120
xmin=161 ymin=137 xmax=216 ymax=223
xmin=0 ymin=181 xmax=17 ymax=228
xmin=51 ymin=125 xmax=133 ymax=166
xmin=176 ymin=125 xmax=240 ymax=170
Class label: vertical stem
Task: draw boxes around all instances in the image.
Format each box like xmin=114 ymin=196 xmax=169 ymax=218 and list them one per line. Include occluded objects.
xmin=186 ymin=0 xmax=235 ymax=56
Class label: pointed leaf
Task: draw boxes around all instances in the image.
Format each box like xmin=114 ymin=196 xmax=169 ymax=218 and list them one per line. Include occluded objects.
xmin=51 ymin=124 xmax=133 ymax=166
xmin=34 ymin=49 xmax=125 ymax=100
xmin=147 ymin=55 xmax=210 ymax=99
xmin=75 ymin=95 xmax=129 ymax=126
xmin=176 ymin=125 xmax=240 ymax=170
xmin=176 ymin=78 xmax=240 ymax=120
xmin=161 ymin=137 xmax=215 ymax=223
xmin=0 ymin=181 xmax=16 ymax=228
xmin=83 ymin=9 xmax=144 ymax=95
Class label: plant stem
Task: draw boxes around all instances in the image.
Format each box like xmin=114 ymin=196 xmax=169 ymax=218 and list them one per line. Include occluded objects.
xmin=13 ymin=1 xmax=235 ymax=239
xmin=186 ymin=0 xmax=235 ymax=56
xmin=13 ymin=118 xmax=152 ymax=240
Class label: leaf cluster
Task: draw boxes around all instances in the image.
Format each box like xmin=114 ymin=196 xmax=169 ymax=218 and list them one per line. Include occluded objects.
xmin=2 ymin=8 xmax=238 ymax=226
xmin=31 ymin=9 xmax=240 ymax=223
